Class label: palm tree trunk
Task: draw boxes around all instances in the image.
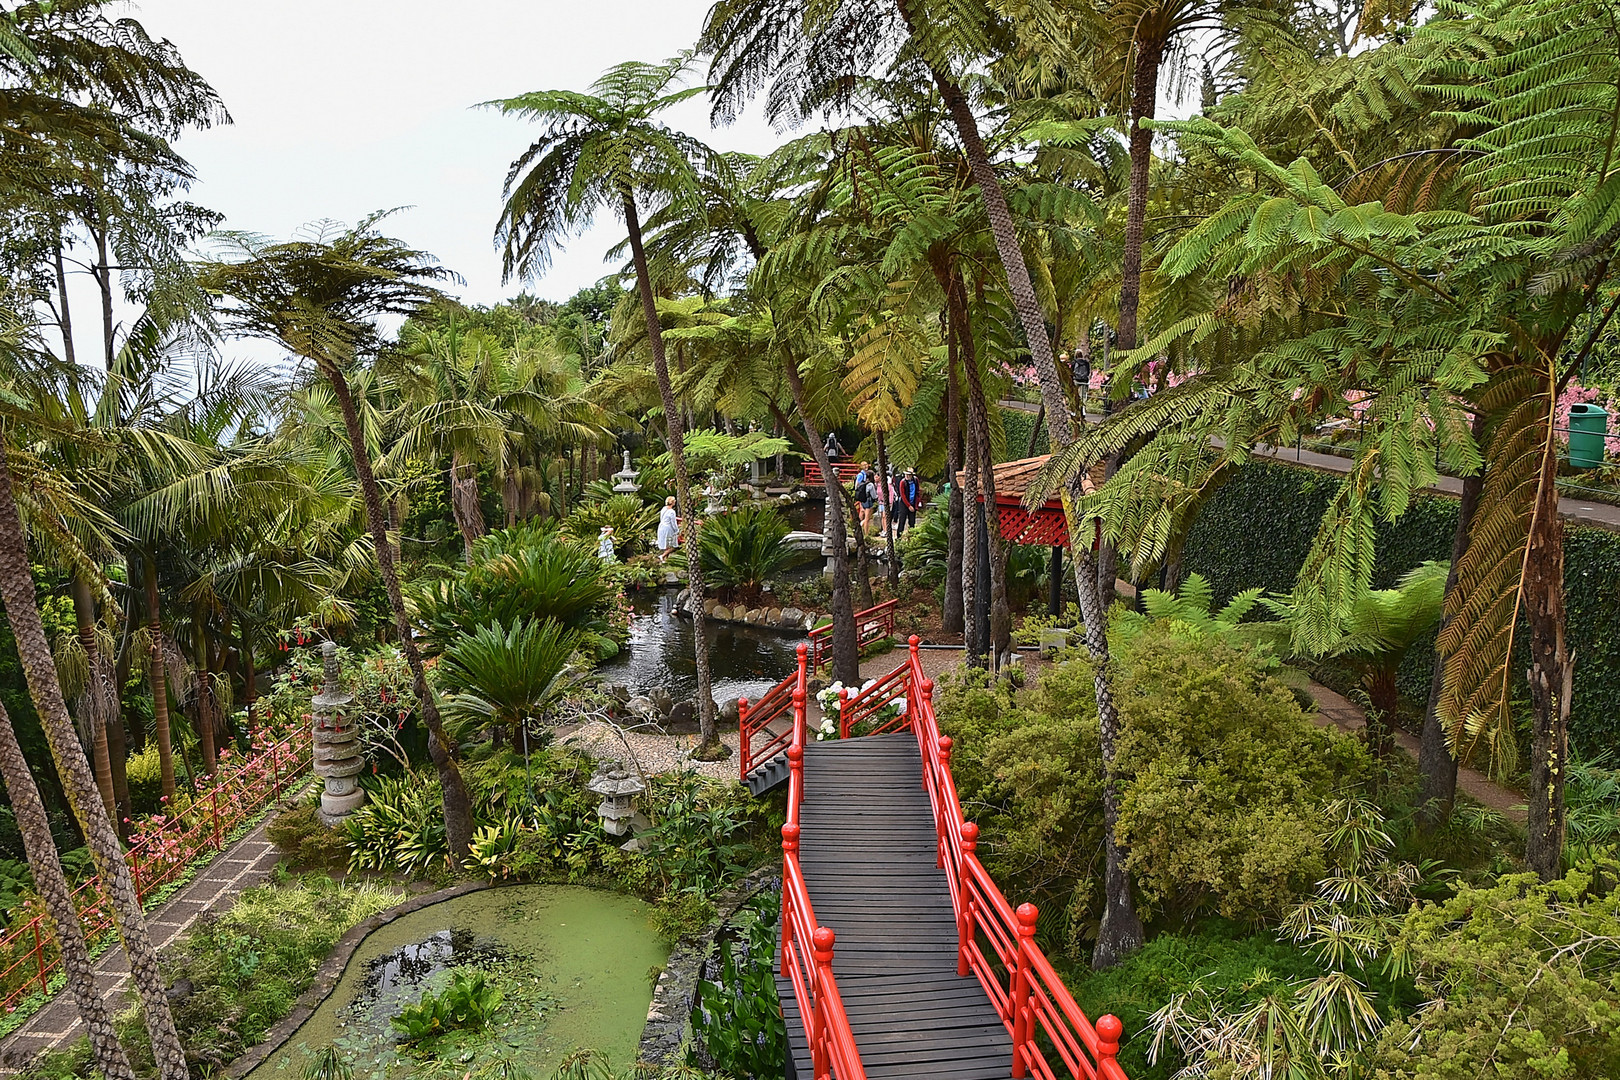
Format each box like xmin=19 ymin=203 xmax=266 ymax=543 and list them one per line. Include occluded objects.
xmin=895 ymin=0 xmax=1072 ymax=450
xmin=193 ymin=617 xmax=217 ymax=776
xmin=958 ymin=293 xmax=1012 ymax=665
xmin=624 ymin=194 xmax=725 ymax=759
xmin=1116 ymin=42 xmax=1163 ymax=359
xmin=782 ymin=357 xmax=861 ymax=687
xmin=0 ymin=449 xmax=190 ymax=1080
xmin=450 ymin=451 xmax=485 ymax=560
xmin=962 ymin=401 xmax=983 ymax=665
xmin=0 ymin=699 xmax=137 ymax=1080
xmin=1524 ymin=418 xmax=1573 ymax=881
xmin=321 ymin=361 xmax=477 ymax=855
xmin=94 ymin=227 xmax=115 ymax=370
xmin=943 ymin=345 xmax=965 ymax=636
xmin=142 ymin=563 xmax=176 ymax=802
xmin=1419 ymin=440 xmax=1485 ymax=825
xmin=70 ymin=578 xmax=116 ymax=822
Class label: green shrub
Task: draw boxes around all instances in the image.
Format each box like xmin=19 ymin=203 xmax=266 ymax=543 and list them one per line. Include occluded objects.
xmin=130 ymin=874 xmax=398 ymax=1077
xmin=1114 ymin=626 xmax=1370 ymax=922
xmin=408 ymin=540 xmax=615 ymax=654
xmin=340 ymin=774 xmax=449 ymax=875
xmin=564 ymin=495 xmax=660 ymax=558
xmin=125 ymin=743 xmax=166 ymax=816
xmin=390 ymin=971 xmax=503 ymax=1042
xmin=1366 ymin=860 xmax=1620 ymax=1080
xmin=265 ymin=803 xmax=349 ymax=870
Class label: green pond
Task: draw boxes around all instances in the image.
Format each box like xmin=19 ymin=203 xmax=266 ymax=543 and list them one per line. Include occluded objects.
xmin=245 ymin=885 xmax=667 ymax=1080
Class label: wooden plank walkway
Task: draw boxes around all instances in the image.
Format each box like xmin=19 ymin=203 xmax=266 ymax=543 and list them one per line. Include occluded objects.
xmin=776 ymin=732 xmax=1014 ymax=1079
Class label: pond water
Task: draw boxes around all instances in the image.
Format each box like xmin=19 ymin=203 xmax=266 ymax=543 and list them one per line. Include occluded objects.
xmin=244 ymin=885 xmax=666 ymax=1080
xmin=596 ymin=590 xmax=805 ymax=703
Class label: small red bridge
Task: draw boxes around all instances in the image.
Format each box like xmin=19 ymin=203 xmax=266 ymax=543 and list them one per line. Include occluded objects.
xmin=739 ymin=639 xmax=1127 ymax=1080
xmin=802 ymin=460 xmax=864 ymax=486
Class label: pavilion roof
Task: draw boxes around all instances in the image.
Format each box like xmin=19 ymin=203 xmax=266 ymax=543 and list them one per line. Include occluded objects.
xmin=956 ymin=454 xmax=1105 ymax=506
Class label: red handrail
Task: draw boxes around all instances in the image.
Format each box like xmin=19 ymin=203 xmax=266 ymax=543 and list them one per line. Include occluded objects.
xmin=0 ymin=726 xmax=311 ymax=1014
xmin=779 ymin=642 xmax=868 ymax=1080
xmin=808 ymin=599 xmax=898 ymax=674
xmin=803 ymin=461 xmax=864 ymax=486
xmin=829 ymin=638 xmax=1128 ymax=1080
xmin=738 ymin=647 xmax=807 ymax=781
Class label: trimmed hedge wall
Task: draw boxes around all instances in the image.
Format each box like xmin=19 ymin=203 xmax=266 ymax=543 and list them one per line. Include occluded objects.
xmin=998 ymin=406 xmax=1050 ymax=462
xmin=1183 ymin=462 xmax=1620 ymax=757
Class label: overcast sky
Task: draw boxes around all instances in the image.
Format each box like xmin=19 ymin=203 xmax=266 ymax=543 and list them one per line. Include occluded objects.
xmin=67 ymin=0 xmax=782 ymax=358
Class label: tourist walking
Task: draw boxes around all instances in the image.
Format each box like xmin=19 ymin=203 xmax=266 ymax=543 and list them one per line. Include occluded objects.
xmin=597 ymin=525 xmax=618 ymax=563
xmin=895 ymin=468 xmax=921 ymax=535
xmin=854 ymin=462 xmax=873 ymax=534
xmin=656 ymin=496 xmax=680 ymax=562
xmin=823 ymin=430 xmax=847 ymax=461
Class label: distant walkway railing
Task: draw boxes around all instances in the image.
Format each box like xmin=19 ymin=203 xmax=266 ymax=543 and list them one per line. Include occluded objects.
xmin=0 ymin=726 xmax=311 ymax=1012
xmin=808 ymin=599 xmax=898 ymax=674
xmin=837 ymin=639 xmax=1128 ymax=1080
xmin=802 ymin=461 xmax=863 ymax=486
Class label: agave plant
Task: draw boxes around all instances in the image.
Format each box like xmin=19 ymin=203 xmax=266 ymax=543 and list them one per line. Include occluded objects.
xmin=409 ymin=541 xmax=614 ymax=653
xmin=677 ymin=504 xmax=806 ymax=603
xmin=436 ymin=618 xmax=581 ymax=746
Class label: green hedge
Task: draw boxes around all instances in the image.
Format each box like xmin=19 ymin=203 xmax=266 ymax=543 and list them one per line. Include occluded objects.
xmin=998 ymin=406 xmax=1050 ymax=462
xmin=1183 ymin=462 xmax=1620 ymax=757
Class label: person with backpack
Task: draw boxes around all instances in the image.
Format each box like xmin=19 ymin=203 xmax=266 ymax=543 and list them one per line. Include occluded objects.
xmin=823 ymin=430 xmax=847 ymax=461
xmin=853 ymin=462 xmax=873 ymax=534
xmin=896 ymin=468 xmax=921 ymax=535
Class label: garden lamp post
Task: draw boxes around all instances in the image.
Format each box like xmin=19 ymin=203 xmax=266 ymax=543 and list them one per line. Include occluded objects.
xmin=612 ymin=450 xmax=641 ymax=496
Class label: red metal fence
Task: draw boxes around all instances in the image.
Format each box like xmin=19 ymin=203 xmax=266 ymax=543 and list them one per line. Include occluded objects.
xmin=0 ymin=726 xmax=312 ymax=1014
xmin=808 ymin=599 xmax=898 ymax=674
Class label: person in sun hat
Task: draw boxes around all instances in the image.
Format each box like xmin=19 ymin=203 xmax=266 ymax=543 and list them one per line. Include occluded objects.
xmin=597 ymin=525 xmax=618 ymax=563
xmin=896 ymin=467 xmax=921 ymax=535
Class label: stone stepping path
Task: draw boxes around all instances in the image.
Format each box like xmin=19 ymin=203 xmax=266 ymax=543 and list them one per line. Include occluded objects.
xmin=0 ymin=817 xmax=287 ymax=1074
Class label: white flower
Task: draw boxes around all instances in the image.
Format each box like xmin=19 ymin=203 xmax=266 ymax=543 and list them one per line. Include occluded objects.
xmin=816 ymin=732 xmax=825 ymax=741
xmin=893 ymin=697 xmax=907 ymax=717
xmin=860 ymin=679 xmax=877 ymax=694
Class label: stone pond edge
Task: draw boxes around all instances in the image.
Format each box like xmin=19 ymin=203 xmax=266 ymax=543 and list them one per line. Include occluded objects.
xmin=636 ymin=863 xmax=781 ymax=1070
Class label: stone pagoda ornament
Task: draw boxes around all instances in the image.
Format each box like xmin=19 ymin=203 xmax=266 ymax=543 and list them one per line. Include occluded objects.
xmin=311 ymin=641 xmax=366 ymax=824
xmin=588 ymin=760 xmax=648 ymax=848
xmin=611 ymin=450 xmax=641 ymax=496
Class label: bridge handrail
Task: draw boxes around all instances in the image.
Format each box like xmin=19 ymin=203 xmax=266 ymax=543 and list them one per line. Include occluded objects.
xmin=809 ymin=598 xmax=899 ymax=674
xmin=738 ymin=651 xmax=803 ymax=781
xmin=899 ymin=638 xmax=1128 ymax=1080
xmin=781 ymin=642 xmax=868 ymax=1080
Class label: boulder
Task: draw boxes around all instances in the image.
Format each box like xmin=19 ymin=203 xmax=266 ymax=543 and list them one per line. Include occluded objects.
xmin=667 ymin=700 xmax=697 ymax=732
xmin=712 ymin=604 xmax=731 ymax=622
xmin=604 ymin=683 xmax=632 ymax=705
xmin=719 ymin=697 xmax=740 ymax=726
xmin=781 ymin=606 xmax=806 ymax=627
xmin=767 ymin=607 xmax=783 ymax=626
xmin=651 ymin=687 xmax=675 ymax=717
xmin=745 ymin=608 xmax=765 ymax=625
xmin=675 ymin=588 xmax=690 ymax=609
xmin=704 ymin=598 xmax=721 ymax=617
xmin=628 ymin=696 xmax=658 ymax=722
xmin=804 ymin=612 xmax=820 ymax=631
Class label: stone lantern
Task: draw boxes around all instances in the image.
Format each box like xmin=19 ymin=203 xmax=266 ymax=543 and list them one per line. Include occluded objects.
xmin=311 ymin=641 xmax=366 ymax=824
xmin=612 ymin=450 xmax=641 ymax=496
xmin=588 ymin=762 xmax=647 ymax=842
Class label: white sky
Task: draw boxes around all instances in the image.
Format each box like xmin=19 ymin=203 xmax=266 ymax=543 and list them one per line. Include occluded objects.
xmin=62 ymin=0 xmax=783 ymax=364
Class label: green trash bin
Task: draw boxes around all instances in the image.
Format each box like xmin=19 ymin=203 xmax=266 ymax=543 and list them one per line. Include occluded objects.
xmin=1569 ymin=402 xmax=1609 ymax=469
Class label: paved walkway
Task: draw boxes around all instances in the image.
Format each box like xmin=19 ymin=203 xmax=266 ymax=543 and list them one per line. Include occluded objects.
xmin=0 ymin=817 xmax=288 ymax=1074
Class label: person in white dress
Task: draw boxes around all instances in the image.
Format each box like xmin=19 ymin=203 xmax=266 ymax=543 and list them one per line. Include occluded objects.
xmin=597 ymin=526 xmax=618 ymax=562
xmin=656 ymin=496 xmax=680 ymax=562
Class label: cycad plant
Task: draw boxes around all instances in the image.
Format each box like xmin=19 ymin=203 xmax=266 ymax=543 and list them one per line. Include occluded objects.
xmin=408 ymin=542 xmax=614 ymax=653
xmin=683 ymin=504 xmax=806 ymax=604
xmin=436 ymin=619 xmax=580 ymax=748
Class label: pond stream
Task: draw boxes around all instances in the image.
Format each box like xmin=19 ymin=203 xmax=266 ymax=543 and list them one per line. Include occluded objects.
xmin=595 ymin=590 xmax=806 ymax=703
xmin=245 ymin=886 xmax=666 ymax=1080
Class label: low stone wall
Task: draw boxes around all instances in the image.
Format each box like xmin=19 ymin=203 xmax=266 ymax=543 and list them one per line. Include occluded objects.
xmin=637 ymin=865 xmax=782 ymax=1070
xmin=672 ymin=588 xmax=820 ymax=633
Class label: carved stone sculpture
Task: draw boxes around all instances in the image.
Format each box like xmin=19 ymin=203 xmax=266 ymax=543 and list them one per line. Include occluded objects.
xmin=312 ymin=641 xmax=366 ymax=824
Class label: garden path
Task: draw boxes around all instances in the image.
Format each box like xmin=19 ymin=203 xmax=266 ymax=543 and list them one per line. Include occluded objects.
xmin=0 ymin=817 xmax=287 ymax=1075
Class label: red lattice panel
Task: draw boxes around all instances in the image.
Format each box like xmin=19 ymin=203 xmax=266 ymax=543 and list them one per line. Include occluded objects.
xmin=995 ymin=500 xmax=1070 ymax=547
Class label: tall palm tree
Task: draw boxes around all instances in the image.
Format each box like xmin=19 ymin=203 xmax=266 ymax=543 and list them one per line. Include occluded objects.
xmin=0 ymin=395 xmax=189 ymax=1080
xmin=196 ymin=215 xmax=479 ymax=856
xmin=485 ymin=54 xmax=728 ymax=759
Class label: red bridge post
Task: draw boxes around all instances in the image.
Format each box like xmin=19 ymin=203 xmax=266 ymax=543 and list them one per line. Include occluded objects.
xmin=737 ymin=697 xmax=750 ymax=776
xmin=781 ymin=821 xmax=800 ymax=974
xmin=936 ymin=736 xmax=953 ymax=868
xmin=1011 ymin=903 xmax=1039 ymax=1077
xmin=812 ymin=926 xmax=838 ymax=1080
xmin=957 ymin=821 xmax=978 ymax=977
xmin=1098 ymin=1014 xmax=1124 ymax=1075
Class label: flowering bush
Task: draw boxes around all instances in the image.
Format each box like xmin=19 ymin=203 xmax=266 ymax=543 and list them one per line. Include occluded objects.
xmin=813 ymin=679 xmax=906 ymax=739
xmin=258 ymin=640 xmax=417 ymax=769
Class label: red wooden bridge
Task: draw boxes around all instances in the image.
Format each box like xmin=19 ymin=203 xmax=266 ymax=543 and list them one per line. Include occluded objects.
xmin=738 ymin=640 xmax=1128 ymax=1080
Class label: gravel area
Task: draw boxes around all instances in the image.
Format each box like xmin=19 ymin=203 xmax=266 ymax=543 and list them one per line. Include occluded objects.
xmin=561 ymin=721 xmax=742 ymax=781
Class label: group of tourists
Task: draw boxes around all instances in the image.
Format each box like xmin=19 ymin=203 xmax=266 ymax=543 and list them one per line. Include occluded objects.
xmin=823 ymin=431 xmax=925 ymax=538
